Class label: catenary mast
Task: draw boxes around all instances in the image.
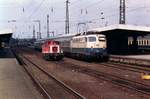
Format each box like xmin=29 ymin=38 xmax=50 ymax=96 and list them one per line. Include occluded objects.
xmin=119 ymin=0 xmax=126 ymax=24
xmin=65 ymin=0 xmax=70 ymax=34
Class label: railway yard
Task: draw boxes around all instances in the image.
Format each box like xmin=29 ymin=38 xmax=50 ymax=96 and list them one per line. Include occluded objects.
xmin=1 ymin=26 xmax=150 ymax=99
xmin=5 ymin=47 xmax=148 ymax=99
xmin=1 ymin=0 xmax=150 ymax=98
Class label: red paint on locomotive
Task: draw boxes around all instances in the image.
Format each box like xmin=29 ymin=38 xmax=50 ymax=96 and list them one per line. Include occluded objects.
xmin=42 ymin=40 xmax=63 ymax=60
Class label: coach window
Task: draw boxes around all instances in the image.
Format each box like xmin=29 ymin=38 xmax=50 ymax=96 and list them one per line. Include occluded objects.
xmin=147 ymin=40 xmax=149 ymax=46
xmin=137 ymin=40 xmax=139 ymax=45
xmin=139 ymin=40 xmax=141 ymax=45
xmin=144 ymin=40 xmax=147 ymax=45
xmin=144 ymin=40 xmax=146 ymax=45
xmin=88 ymin=37 xmax=96 ymax=42
xmin=141 ymin=40 xmax=143 ymax=45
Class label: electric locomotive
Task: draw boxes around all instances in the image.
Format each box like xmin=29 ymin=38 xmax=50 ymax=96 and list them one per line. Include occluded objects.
xmin=42 ymin=40 xmax=64 ymax=60
xmin=55 ymin=33 xmax=109 ymax=61
xmin=70 ymin=33 xmax=108 ymax=61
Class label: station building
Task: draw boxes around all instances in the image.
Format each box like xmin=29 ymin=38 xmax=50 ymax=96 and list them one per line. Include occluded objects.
xmin=89 ymin=24 xmax=150 ymax=54
xmin=0 ymin=29 xmax=13 ymax=48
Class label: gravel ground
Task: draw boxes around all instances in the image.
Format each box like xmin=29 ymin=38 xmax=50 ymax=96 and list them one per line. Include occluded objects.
xmin=17 ymin=48 xmax=150 ymax=99
xmin=64 ymin=57 xmax=150 ymax=86
xmin=23 ymin=58 xmax=78 ymax=99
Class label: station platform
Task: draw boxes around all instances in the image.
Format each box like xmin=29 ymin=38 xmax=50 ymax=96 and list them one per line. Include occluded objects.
xmin=111 ymin=54 xmax=150 ymax=60
xmin=123 ymin=55 xmax=150 ymax=60
xmin=109 ymin=54 xmax=150 ymax=66
xmin=0 ymin=49 xmax=43 ymax=99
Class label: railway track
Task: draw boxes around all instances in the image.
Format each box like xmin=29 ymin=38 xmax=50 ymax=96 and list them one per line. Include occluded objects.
xmin=17 ymin=54 xmax=86 ymax=99
xmin=14 ymin=48 xmax=150 ymax=97
xmin=100 ymin=62 xmax=150 ymax=73
xmin=55 ymin=61 xmax=150 ymax=96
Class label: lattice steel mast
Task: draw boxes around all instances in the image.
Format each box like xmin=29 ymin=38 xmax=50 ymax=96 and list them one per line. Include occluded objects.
xmin=65 ymin=0 xmax=70 ymax=34
xmin=47 ymin=14 xmax=50 ymax=38
xmin=119 ymin=0 xmax=126 ymax=24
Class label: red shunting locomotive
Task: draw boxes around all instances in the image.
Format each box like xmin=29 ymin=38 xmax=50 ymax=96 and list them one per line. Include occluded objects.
xmin=42 ymin=40 xmax=64 ymax=60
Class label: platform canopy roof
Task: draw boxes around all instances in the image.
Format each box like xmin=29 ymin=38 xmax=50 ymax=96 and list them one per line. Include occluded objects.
xmin=0 ymin=29 xmax=13 ymax=35
xmin=88 ymin=24 xmax=150 ymax=36
xmin=0 ymin=29 xmax=13 ymax=42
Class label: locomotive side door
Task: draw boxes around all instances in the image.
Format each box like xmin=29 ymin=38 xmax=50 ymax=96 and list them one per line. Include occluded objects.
xmin=98 ymin=35 xmax=107 ymax=49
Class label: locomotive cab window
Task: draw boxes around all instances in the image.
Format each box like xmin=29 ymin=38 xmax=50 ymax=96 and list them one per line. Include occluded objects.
xmin=88 ymin=37 xmax=96 ymax=42
xmin=98 ymin=37 xmax=105 ymax=41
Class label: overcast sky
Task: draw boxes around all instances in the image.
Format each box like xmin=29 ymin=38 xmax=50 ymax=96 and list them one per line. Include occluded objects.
xmin=0 ymin=0 xmax=150 ymax=38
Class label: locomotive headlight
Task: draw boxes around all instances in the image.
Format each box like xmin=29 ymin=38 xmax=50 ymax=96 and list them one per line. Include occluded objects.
xmin=61 ymin=49 xmax=63 ymax=53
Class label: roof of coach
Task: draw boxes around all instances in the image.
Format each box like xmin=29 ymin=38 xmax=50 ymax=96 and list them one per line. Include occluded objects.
xmin=75 ymin=32 xmax=104 ymax=36
xmin=43 ymin=40 xmax=59 ymax=45
xmin=35 ymin=32 xmax=106 ymax=43
xmin=73 ymin=34 xmax=105 ymax=38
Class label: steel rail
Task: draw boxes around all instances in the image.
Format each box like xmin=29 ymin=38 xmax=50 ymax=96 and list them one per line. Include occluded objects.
xmin=12 ymin=50 xmax=52 ymax=99
xmin=100 ymin=62 xmax=150 ymax=73
xmin=56 ymin=61 xmax=150 ymax=96
xmin=21 ymin=55 xmax=86 ymax=99
xmin=23 ymin=63 xmax=52 ymax=99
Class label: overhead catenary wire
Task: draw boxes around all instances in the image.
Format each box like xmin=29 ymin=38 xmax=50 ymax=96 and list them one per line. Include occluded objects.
xmin=27 ymin=0 xmax=46 ymax=19
xmin=70 ymin=0 xmax=107 ymax=17
xmin=13 ymin=0 xmax=150 ymax=37
xmin=50 ymin=4 xmax=150 ymax=28
xmin=67 ymin=4 xmax=150 ymax=27
xmin=70 ymin=0 xmax=88 ymax=7
xmin=23 ymin=1 xmax=150 ymax=26
xmin=23 ymin=0 xmax=150 ymax=25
